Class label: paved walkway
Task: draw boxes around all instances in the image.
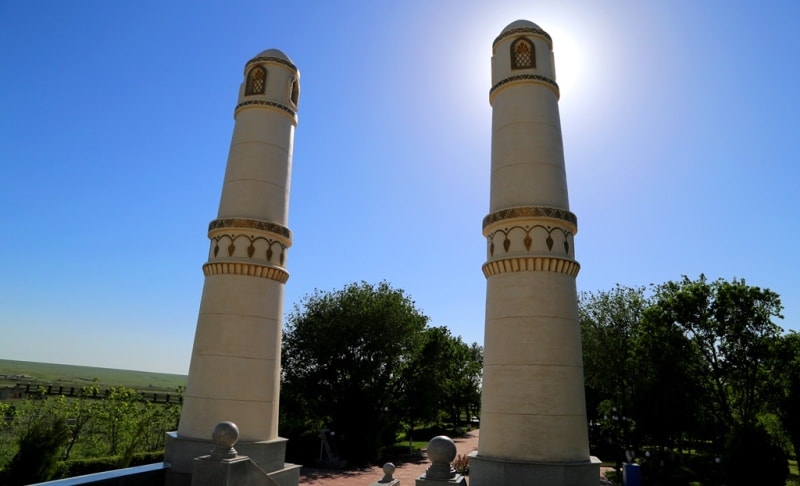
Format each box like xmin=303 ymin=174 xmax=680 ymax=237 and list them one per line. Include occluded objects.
xmin=298 ymin=430 xmax=479 ymax=485
xmin=298 ymin=429 xmax=613 ymax=485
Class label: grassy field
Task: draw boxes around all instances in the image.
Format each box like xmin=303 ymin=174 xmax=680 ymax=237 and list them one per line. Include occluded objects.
xmin=0 ymin=359 xmax=186 ymax=393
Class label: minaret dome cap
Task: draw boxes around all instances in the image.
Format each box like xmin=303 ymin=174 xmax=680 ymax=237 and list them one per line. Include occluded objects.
xmin=245 ymin=48 xmax=298 ymax=75
xmin=252 ymin=48 xmax=293 ymax=63
xmin=494 ymin=19 xmax=552 ymax=49
xmin=501 ymin=19 xmax=543 ymax=33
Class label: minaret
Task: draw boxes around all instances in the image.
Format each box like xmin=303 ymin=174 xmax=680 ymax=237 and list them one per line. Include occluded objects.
xmin=468 ymin=20 xmax=600 ymax=485
xmin=164 ymin=49 xmax=301 ymax=486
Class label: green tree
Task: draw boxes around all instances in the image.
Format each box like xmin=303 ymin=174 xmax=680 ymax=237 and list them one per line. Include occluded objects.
xmin=776 ymin=331 xmax=800 ymax=463
xmin=652 ymin=276 xmax=784 ymax=431
xmin=635 ymin=302 xmax=706 ymax=450
xmin=63 ymin=383 xmax=100 ymax=461
xmin=397 ymin=327 xmax=482 ymax=434
xmin=281 ymin=281 xmax=429 ymax=464
xmin=579 ymin=286 xmax=649 ymax=443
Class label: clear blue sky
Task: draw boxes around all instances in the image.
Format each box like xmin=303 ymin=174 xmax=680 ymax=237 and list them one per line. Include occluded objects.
xmin=1 ymin=1 xmax=798 ymax=375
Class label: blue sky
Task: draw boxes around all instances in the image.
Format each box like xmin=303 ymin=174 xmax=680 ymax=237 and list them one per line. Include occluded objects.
xmin=1 ymin=1 xmax=798 ymax=375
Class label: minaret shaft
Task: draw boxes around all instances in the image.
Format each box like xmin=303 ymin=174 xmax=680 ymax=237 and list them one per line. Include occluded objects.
xmin=469 ymin=20 xmax=599 ymax=485
xmin=165 ymin=50 xmax=301 ymax=485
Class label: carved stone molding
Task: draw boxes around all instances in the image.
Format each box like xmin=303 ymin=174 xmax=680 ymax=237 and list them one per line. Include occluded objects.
xmin=493 ymin=27 xmax=553 ymax=49
xmin=482 ymin=256 xmax=580 ymax=278
xmin=487 ymin=224 xmax=573 ymax=257
xmin=244 ymin=56 xmax=298 ymax=74
xmin=202 ymin=262 xmax=289 ymax=283
xmin=210 ymin=234 xmax=286 ymax=266
xmin=234 ymin=99 xmax=297 ymax=121
xmin=209 ymin=218 xmax=291 ymax=241
xmin=490 ymin=74 xmax=560 ymax=100
xmin=483 ymin=206 xmax=577 ymax=231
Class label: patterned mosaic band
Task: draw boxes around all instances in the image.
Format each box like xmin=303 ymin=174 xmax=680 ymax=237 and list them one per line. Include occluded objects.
xmin=245 ymin=56 xmax=298 ymax=74
xmin=235 ymin=100 xmax=297 ymax=119
xmin=483 ymin=206 xmax=577 ymax=230
xmin=493 ymin=27 xmax=552 ymax=49
xmin=490 ymin=74 xmax=560 ymax=99
xmin=203 ymin=262 xmax=289 ymax=283
xmin=482 ymin=256 xmax=580 ymax=278
xmin=209 ymin=218 xmax=292 ymax=240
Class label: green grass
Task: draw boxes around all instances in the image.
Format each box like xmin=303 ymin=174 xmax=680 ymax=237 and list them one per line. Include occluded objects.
xmin=0 ymin=359 xmax=186 ymax=392
xmin=788 ymin=459 xmax=799 ymax=486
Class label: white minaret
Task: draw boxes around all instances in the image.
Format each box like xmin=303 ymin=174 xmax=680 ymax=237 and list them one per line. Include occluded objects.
xmin=164 ymin=49 xmax=301 ymax=486
xmin=468 ymin=20 xmax=600 ymax=485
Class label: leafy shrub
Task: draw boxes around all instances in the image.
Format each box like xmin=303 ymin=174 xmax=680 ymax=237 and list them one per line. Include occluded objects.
xmin=4 ymin=417 xmax=70 ymax=485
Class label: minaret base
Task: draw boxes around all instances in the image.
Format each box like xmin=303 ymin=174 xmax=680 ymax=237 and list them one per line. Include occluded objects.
xmin=164 ymin=433 xmax=300 ymax=486
xmin=468 ymin=451 xmax=600 ymax=486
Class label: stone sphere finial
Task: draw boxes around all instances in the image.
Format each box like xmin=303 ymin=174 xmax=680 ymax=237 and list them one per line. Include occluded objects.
xmin=424 ymin=435 xmax=457 ymax=479
xmin=210 ymin=421 xmax=239 ymax=460
xmin=428 ymin=435 xmax=457 ymax=463
xmin=380 ymin=462 xmax=396 ymax=482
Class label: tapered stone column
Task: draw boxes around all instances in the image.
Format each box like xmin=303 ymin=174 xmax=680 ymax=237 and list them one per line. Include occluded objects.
xmin=165 ymin=49 xmax=301 ymax=486
xmin=469 ymin=20 xmax=600 ymax=485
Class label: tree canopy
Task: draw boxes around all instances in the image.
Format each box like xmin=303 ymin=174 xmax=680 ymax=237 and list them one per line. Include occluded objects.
xmin=280 ymin=281 xmax=482 ymax=465
xmin=580 ymin=275 xmax=794 ymax=485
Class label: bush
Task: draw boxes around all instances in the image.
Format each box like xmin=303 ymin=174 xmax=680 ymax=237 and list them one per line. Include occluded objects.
xmin=4 ymin=417 xmax=70 ymax=485
xmin=59 ymin=451 xmax=164 ymax=478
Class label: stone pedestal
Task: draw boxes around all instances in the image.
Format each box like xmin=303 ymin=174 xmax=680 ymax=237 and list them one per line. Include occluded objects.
xmin=415 ymin=475 xmax=467 ymax=486
xmin=191 ymin=455 xmax=251 ymax=486
xmin=415 ymin=436 xmax=468 ymax=486
xmin=469 ymin=451 xmax=601 ymax=485
xmin=165 ymin=432 xmax=300 ymax=486
xmin=371 ymin=462 xmax=401 ymax=486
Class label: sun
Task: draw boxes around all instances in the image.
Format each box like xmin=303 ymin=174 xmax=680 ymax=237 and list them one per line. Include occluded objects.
xmin=545 ymin=23 xmax=586 ymax=101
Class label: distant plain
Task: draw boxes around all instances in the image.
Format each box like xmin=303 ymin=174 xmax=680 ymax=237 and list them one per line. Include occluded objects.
xmin=0 ymin=359 xmax=187 ymax=393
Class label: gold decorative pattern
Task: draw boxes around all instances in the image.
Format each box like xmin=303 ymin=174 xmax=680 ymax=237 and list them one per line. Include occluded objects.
xmin=209 ymin=218 xmax=291 ymax=240
xmin=245 ymin=66 xmax=266 ymax=96
xmin=493 ymin=27 xmax=552 ymax=49
xmin=235 ymin=99 xmax=297 ymax=119
xmin=203 ymin=262 xmax=289 ymax=283
xmin=482 ymin=257 xmax=580 ymax=278
xmin=511 ymin=38 xmax=535 ymax=69
xmin=490 ymin=74 xmax=559 ymax=99
xmin=210 ymin=234 xmax=286 ymax=264
xmin=244 ymin=56 xmax=298 ymax=74
xmin=483 ymin=207 xmax=577 ymax=230
xmin=487 ymin=225 xmax=573 ymax=257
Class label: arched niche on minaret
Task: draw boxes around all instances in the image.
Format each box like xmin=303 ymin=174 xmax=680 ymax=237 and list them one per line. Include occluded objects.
xmin=236 ymin=48 xmax=300 ymax=124
xmin=491 ymin=19 xmax=557 ymax=92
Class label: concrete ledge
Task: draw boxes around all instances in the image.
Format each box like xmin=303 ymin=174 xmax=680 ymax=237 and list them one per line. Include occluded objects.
xmin=165 ymin=432 xmax=289 ymax=474
xmin=468 ymin=451 xmax=601 ymax=485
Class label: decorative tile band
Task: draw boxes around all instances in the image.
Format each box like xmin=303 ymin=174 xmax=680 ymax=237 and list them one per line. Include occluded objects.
xmin=202 ymin=262 xmax=289 ymax=283
xmin=487 ymin=224 xmax=572 ymax=257
xmin=245 ymin=56 xmax=298 ymax=74
xmin=482 ymin=256 xmax=580 ymax=278
xmin=493 ymin=27 xmax=552 ymax=49
xmin=210 ymin=234 xmax=286 ymax=265
xmin=234 ymin=99 xmax=297 ymax=119
xmin=490 ymin=74 xmax=560 ymax=99
xmin=209 ymin=218 xmax=291 ymax=240
xmin=483 ymin=206 xmax=577 ymax=230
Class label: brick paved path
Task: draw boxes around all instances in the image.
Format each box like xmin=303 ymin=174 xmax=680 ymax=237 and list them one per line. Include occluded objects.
xmin=298 ymin=429 xmax=611 ymax=485
xmin=298 ymin=430 xmax=479 ymax=485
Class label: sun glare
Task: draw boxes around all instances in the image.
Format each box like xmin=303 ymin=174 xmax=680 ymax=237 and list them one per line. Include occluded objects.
xmin=546 ymin=24 xmax=586 ymax=101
